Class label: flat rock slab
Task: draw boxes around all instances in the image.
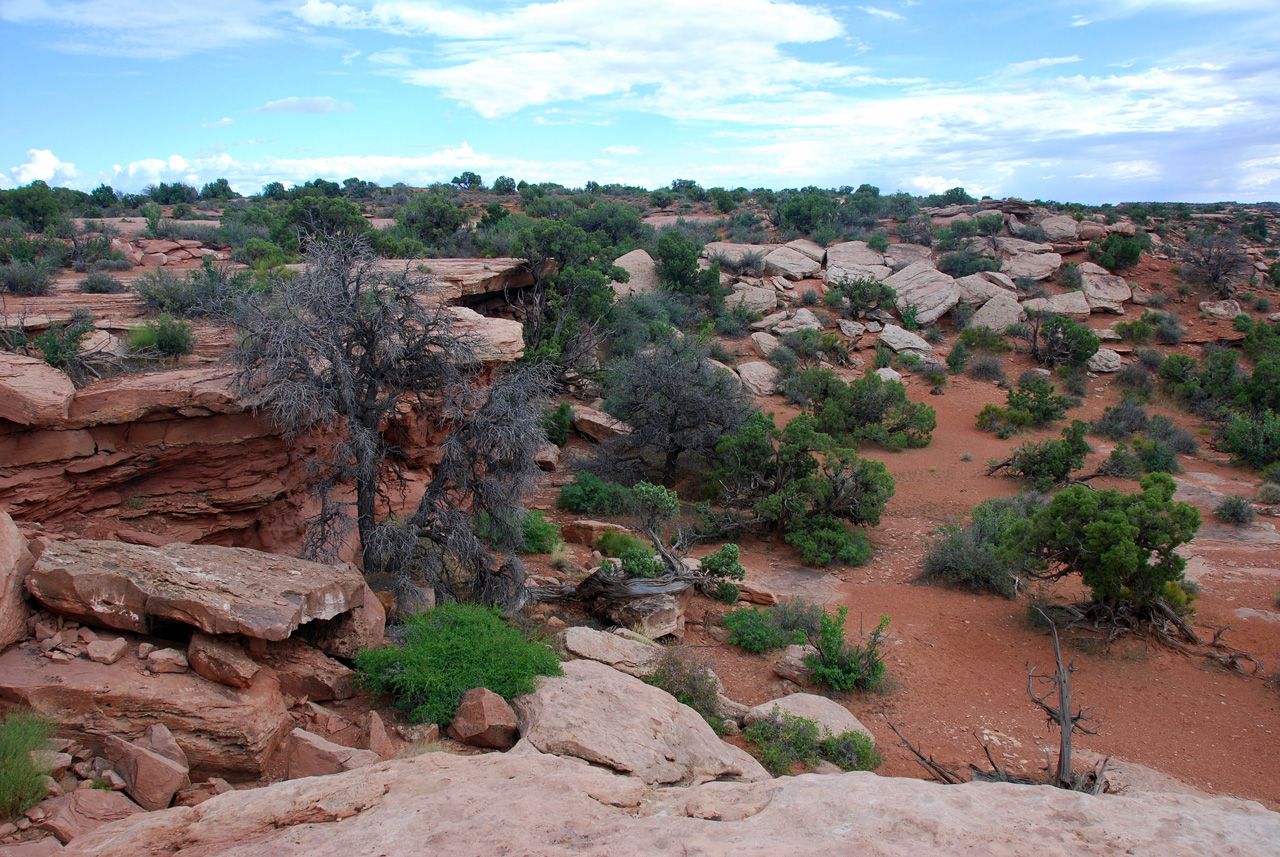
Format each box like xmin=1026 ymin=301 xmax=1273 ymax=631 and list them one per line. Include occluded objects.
xmin=763 ymin=246 xmax=821 ymax=280
xmin=1 ymin=508 xmax=34 ymax=649
xmin=58 ymin=751 xmax=1280 ymax=857
xmin=736 ymin=362 xmax=779 ymax=397
xmin=27 ymin=540 xmax=365 ymax=641
xmin=1022 ymin=291 xmax=1091 ymax=319
xmin=745 ymin=694 xmax=874 ymax=743
xmin=1082 ymin=270 xmax=1131 ymax=313
xmin=967 ymin=291 xmax=1025 ymax=332
xmin=877 ymin=324 xmax=932 ymax=356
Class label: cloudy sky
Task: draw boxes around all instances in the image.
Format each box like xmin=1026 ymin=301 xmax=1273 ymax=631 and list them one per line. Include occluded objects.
xmin=1 ymin=0 xmax=1278 ymax=202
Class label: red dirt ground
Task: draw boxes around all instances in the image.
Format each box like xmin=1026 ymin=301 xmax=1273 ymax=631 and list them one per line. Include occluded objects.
xmin=533 ymin=272 xmax=1280 ymax=810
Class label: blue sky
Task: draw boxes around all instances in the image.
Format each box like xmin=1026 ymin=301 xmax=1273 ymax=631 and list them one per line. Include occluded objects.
xmin=2 ymin=0 xmax=1278 ymax=203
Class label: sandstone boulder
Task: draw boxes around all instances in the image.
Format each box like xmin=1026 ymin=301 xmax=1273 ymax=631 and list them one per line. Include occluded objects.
xmin=606 ymin=592 xmax=683 ymax=640
xmin=1038 ymin=215 xmax=1080 ymax=243
xmin=1081 ymin=268 xmax=1132 ymax=313
xmin=744 ymin=694 xmax=873 ymax=743
xmin=1087 ymin=348 xmax=1124 ymax=373
xmin=1 ymin=508 xmax=34 ymax=649
xmin=103 ymin=726 xmax=189 ymax=811
xmin=571 ymin=406 xmax=629 ymax=443
xmin=0 ymin=644 xmax=291 ymax=779
xmin=146 ymin=648 xmax=188 ymax=674
xmin=36 ymin=789 xmax=143 ymax=845
xmin=735 ymin=579 xmax=777 ymax=606
xmin=559 ymin=625 xmax=658 ymax=676
xmin=27 ymin=540 xmax=366 ymax=641
xmin=736 ymin=362 xmax=779 ymax=396
xmin=1200 ymin=299 xmax=1242 ymax=320
xmin=513 ymin=659 xmax=767 ymax=785
xmin=877 ymin=324 xmax=931 ymax=356
xmin=561 ymin=520 xmax=635 ymax=548
xmin=763 ymin=246 xmax=820 ymax=280
xmin=446 ymin=688 xmax=519 ymax=749
xmin=610 ymin=249 xmax=660 ymax=297
xmin=1004 ymin=252 xmax=1061 ymax=281
xmin=1021 ymin=291 xmax=1091 ymax=319
xmin=0 ymin=352 xmax=76 ymax=427
xmin=285 ymin=728 xmax=379 ymax=780
xmin=771 ymin=308 xmax=822 ymax=335
xmin=258 ymin=639 xmax=356 ymax=703
xmin=874 ymin=367 xmax=902 ymax=382
xmin=884 ymin=262 xmax=959 ymax=325
xmin=836 ymin=319 xmax=865 ymax=338
xmin=826 ymin=241 xmax=884 ymax=270
xmin=967 ymin=291 xmax=1025 ymax=333
xmin=749 ymin=331 xmax=779 ymax=357
xmin=772 ymin=643 xmax=816 ymax=686
xmin=884 ymin=243 xmax=933 ymax=271
xmin=188 ymin=634 xmax=260 ymax=689
xmin=86 ymin=637 xmax=128 ymax=665
xmin=702 ymin=243 xmax=768 ymax=268
xmin=996 ymin=236 xmax=1057 ymax=255
xmin=728 ymin=285 xmax=779 ymax=314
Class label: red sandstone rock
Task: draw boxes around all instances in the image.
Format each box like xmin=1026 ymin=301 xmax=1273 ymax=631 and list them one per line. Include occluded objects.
xmin=187 ymin=634 xmax=259 ymax=688
xmin=0 ymin=353 xmax=76 ymax=427
xmin=365 ymin=711 xmax=396 ymax=759
xmin=0 ymin=644 xmax=291 ymax=779
xmin=285 ymin=728 xmax=379 ymax=779
xmin=1 ymin=508 xmax=35 ymax=649
xmin=85 ymin=638 xmax=127 ymax=665
xmin=301 ymin=582 xmax=385 ymax=661
xmin=257 ymin=638 xmax=356 ymax=702
xmin=36 ymin=790 xmax=142 ymax=844
xmin=446 ymin=688 xmax=518 ymax=749
xmin=103 ymin=730 xmax=189 ymax=811
xmin=27 ymin=540 xmax=365 ymax=642
xmin=146 ymin=648 xmax=188 ymax=674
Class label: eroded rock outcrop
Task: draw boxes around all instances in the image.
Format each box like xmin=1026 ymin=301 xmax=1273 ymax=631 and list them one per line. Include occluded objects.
xmin=59 ymin=751 xmax=1280 ymax=857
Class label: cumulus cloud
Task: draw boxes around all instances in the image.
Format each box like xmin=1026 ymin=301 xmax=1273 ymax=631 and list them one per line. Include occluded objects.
xmin=2 ymin=148 xmax=80 ymax=188
xmin=253 ymin=96 xmax=354 ymax=114
xmin=201 ymin=117 xmax=236 ymax=128
xmin=296 ymin=0 xmax=861 ymax=118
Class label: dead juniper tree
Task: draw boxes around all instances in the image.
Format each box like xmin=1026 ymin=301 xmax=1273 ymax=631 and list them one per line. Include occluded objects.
xmin=1182 ymin=230 xmax=1251 ymax=298
xmin=229 ymin=234 xmax=549 ymax=609
xmin=1027 ymin=612 xmax=1105 ymax=791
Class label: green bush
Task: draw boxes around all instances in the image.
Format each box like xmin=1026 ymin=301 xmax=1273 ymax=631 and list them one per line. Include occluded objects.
xmin=804 ymin=608 xmax=889 ymax=692
xmin=1213 ymin=495 xmax=1255 ymax=525
xmin=946 ymin=341 xmax=968 ymax=374
xmin=0 ymin=709 xmax=54 ymax=820
xmin=79 ymin=271 xmax=126 ymax=294
xmin=827 ymin=277 xmax=895 ymax=317
xmin=866 ymin=232 xmax=890 ymax=252
xmin=785 ymin=516 xmax=872 ymax=566
xmin=594 ymin=529 xmax=650 ymax=558
xmin=1221 ymin=410 xmax=1280 ymax=470
xmin=744 ymin=709 xmax=821 ymax=774
xmin=996 ymin=420 xmax=1091 ymax=491
xmin=136 ymin=313 xmax=196 ymax=356
xmin=699 ymin=543 xmax=746 ymax=582
xmin=723 ymin=607 xmax=800 ymax=653
xmin=969 ymin=353 xmax=1006 ymax=383
xmin=1257 ymin=483 xmax=1280 ymax=504
xmin=355 ymin=603 xmax=561 ymax=726
xmin=1088 ymin=233 xmax=1142 ymax=272
xmin=810 ymin=370 xmax=936 ymax=450
xmin=521 ymin=511 xmax=560 ymax=553
xmin=921 ymin=496 xmax=1041 ymax=598
xmin=619 ymin=545 xmax=664 ymax=578
xmin=34 ymin=309 xmax=95 ymax=375
xmin=959 ymin=326 xmax=1011 ymax=353
xmin=542 ymin=402 xmax=572 ymax=447
xmin=1000 ymin=473 xmax=1199 ymax=608
xmin=557 ymin=472 xmax=632 ymax=515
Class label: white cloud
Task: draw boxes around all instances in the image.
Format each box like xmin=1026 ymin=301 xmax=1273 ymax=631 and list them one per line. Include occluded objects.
xmin=296 ymin=0 xmax=860 ymax=118
xmin=201 ymin=117 xmax=236 ymax=128
xmin=855 ymin=6 xmax=904 ymax=20
xmin=0 ymin=0 xmax=285 ymax=59
xmin=253 ymin=96 xmax=354 ymax=114
xmin=342 ymin=50 xmax=361 ymax=64
xmin=604 ymin=145 xmax=642 ymax=156
xmin=368 ymin=50 xmax=414 ymax=66
xmin=2 ymin=148 xmax=80 ymax=188
xmin=1001 ymin=56 xmax=1081 ymax=76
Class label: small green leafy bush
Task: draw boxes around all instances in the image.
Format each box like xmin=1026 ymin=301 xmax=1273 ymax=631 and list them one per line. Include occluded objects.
xmin=79 ymin=271 xmax=126 ymax=294
xmin=557 ymin=472 xmax=632 ymax=515
xmin=0 ymin=261 xmax=56 ymax=296
xmin=723 ymin=607 xmax=803 ymax=654
xmin=785 ymin=516 xmax=872 ymax=566
xmin=137 ymin=313 xmax=196 ymax=356
xmin=355 ymin=603 xmax=561 ymax=726
xmin=619 ymin=545 xmax=664 ymax=578
xmin=804 ymin=608 xmax=889 ymax=692
xmin=699 ymin=543 xmax=746 ymax=582
xmin=1213 ymin=495 xmax=1255 ymax=525
xmin=542 ymin=402 xmax=572 ymax=447
xmin=594 ymin=529 xmax=650 ymax=558
xmin=743 ymin=708 xmax=884 ymax=775
xmin=921 ymin=496 xmax=1041 ymax=598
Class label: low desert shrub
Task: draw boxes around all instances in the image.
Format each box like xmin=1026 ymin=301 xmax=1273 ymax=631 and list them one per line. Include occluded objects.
xmin=804 ymin=608 xmax=889 ymax=692
xmin=743 ymin=710 xmax=882 ymax=776
xmin=557 ymin=472 xmax=632 ymax=515
xmin=969 ymin=353 xmax=1006 ymax=383
xmin=644 ymin=648 xmax=722 ymax=727
xmin=722 ymin=597 xmax=823 ymax=654
xmin=921 ymin=495 xmax=1041 ymax=598
xmin=354 ymin=603 xmax=561 ymax=726
xmin=594 ymin=529 xmax=650 ymax=558
xmin=0 ymin=709 xmax=54 ymax=821
xmin=79 ymin=271 xmax=126 ymax=294
xmin=0 ymin=261 xmax=56 ymax=296
xmin=542 ymin=402 xmax=572 ymax=447
xmin=1213 ymin=495 xmax=1256 ymax=525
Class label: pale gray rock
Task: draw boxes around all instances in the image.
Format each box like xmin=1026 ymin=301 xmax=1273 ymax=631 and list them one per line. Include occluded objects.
xmin=744 ymin=694 xmax=874 ymax=744
xmin=1087 ymin=348 xmax=1124 ymax=373
xmin=884 ymin=261 xmax=959 ymax=325
xmin=1021 ymin=291 xmax=1091 ymax=319
xmin=728 ymin=286 xmax=778 ymax=314
xmin=610 ymin=249 xmax=660 ymax=297
xmin=1004 ymin=252 xmax=1062 ymax=281
xmin=772 ymin=308 xmax=823 ymax=335
xmin=763 ymin=246 xmax=821 ymax=280
xmin=1081 ymin=269 xmax=1132 ymax=314
xmin=1199 ymin=299 xmax=1243 ymax=320
xmin=736 ymin=362 xmax=779 ymax=396
xmin=875 ymin=367 xmax=902 ymax=382
xmin=836 ymin=319 xmax=865 ymax=338
xmin=967 ymin=291 xmax=1025 ymax=332
xmin=996 ymin=236 xmax=1057 ymax=255
xmin=749 ymin=331 xmax=779 ymax=357
xmin=884 ymin=243 xmax=933 ymax=271
xmin=783 ymin=238 xmax=825 ymax=263
xmin=1038 ymin=215 xmax=1081 ymax=242
xmin=877 ymin=324 xmax=931 ymax=356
